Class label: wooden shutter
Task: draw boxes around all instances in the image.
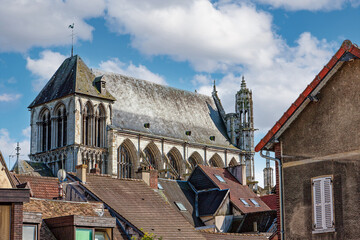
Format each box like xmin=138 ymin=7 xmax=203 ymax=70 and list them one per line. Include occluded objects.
xmin=312 ymin=176 xmax=334 ymax=232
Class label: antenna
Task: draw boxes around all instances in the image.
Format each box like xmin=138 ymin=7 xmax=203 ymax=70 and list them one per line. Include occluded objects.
xmin=68 ymin=23 xmax=75 ymax=57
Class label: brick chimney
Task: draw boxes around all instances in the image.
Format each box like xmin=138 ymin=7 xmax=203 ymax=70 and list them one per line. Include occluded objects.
xmin=141 ymin=168 xmax=158 ymax=189
xmin=227 ymin=164 xmax=246 ymax=185
xmin=90 ymin=164 xmax=101 ymax=175
xmin=76 ymin=164 xmax=87 ymax=183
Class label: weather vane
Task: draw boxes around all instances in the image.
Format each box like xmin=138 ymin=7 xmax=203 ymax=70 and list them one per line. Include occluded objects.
xmin=68 ymin=23 xmax=74 ymax=57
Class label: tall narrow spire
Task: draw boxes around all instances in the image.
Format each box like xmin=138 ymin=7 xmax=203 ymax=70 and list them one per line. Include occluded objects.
xmin=68 ymin=23 xmax=74 ymax=57
xmin=213 ymin=79 xmax=217 ymax=93
xmin=241 ymin=76 xmax=246 ymax=89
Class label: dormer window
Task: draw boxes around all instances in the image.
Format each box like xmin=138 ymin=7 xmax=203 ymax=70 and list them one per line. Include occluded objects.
xmin=250 ymin=198 xmax=260 ymax=207
xmin=93 ymin=76 xmax=106 ymax=94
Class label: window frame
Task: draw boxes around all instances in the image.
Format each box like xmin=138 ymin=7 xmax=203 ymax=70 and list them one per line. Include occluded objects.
xmin=240 ymin=198 xmax=250 ymax=207
xmin=214 ymin=174 xmax=226 ymax=183
xmin=249 ymin=198 xmax=260 ymax=207
xmin=311 ymin=175 xmax=335 ymax=234
xmin=22 ymin=224 xmax=38 ymax=240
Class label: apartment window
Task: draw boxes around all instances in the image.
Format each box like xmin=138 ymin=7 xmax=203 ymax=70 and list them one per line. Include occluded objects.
xmin=240 ymin=198 xmax=250 ymax=207
xmin=312 ymin=176 xmax=335 ymax=234
xmin=23 ymin=224 xmax=37 ymax=240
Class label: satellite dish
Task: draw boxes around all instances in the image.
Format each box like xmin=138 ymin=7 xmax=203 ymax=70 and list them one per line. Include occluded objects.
xmin=57 ymin=169 xmax=67 ymax=182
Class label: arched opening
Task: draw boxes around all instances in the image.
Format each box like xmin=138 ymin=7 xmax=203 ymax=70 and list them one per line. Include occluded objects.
xmin=96 ymin=104 xmax=106 ymax=148
xmin=188 ymin=151 xmax=203 ymax=169
xmin=209 ymin=153 xmax=224 ymax=168
xmin=229 ymin=157 xmax=238 ymax=167
xmin=143 ymin=142 xmax=161 ymax=170
xmin=38 ymin=108 xmax=51 ymax=152
xmin=82 ymin=102 xmax=94 ymax=146
xmin=55 ymin=103 xmax=67 ymax=148
xmin=117 ymin=139 xmax=137 ymax=179
xmin=167 ymin=147 xmax=183 ymax=178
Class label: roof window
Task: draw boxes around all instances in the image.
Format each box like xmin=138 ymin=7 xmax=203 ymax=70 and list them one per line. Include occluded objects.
xmin=214 ymin=174 xmax=226 ymax=183
xmin=250 ymin=198 xmax=260 ymax=207
xmin=240 ymin=198 xmax=250 ymax=207
xmin=157 ymin=183 xmax=163 ymax=190
xmin=175 ymin=202 xmax=187 ymax=211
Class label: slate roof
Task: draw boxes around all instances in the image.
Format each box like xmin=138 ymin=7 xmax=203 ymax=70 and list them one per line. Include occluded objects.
xmin=15 ymin=174 xmax=60 ymax=199
xmin=95 ymin=70 xmax=235 ymax=148
xmin=256 ymin=40 xmax=360 ymax=152
xmin=28 ymin=55 xmax=115 ymax=108
xmin=157 ymin=179 xmax=204 ymax=227
xmin=191 ymin=165 xmax=271 ymax=214
xmin=12 ymin=160 xmax=54 ymax=177
xmin=83 ymin=174 xmax=206 ymax=240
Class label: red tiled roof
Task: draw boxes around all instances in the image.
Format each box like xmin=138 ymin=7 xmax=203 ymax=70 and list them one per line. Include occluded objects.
xmin=260 ymin=194 xmax=277 ymax=210
xmin=200 ymin=231 xmax=269 ymax=240
xmin=16 ymin=175 xmax=60 ymax=199
xmin=198 ymin=165 xmax=271 ymax=214
xmin=83 ymin=174 xmax=206 ymax=240
xmin=255 ymin=40 xmax=360 ymax=152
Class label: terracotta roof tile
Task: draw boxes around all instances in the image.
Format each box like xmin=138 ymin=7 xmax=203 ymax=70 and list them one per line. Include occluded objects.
xmin=84 ymin=174 xmax=206 ymax=240
xmin=260 ymin=194 xmax=277 ymax=210
xmin=16 ymin=175 xmax=60 ymax=199
xmin=197 ymin=165 xmax=271 ymax=214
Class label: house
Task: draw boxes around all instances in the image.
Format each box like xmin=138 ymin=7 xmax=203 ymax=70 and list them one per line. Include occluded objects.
xmin=255 ymin=40 xmax=360 ymax=239
xmin=158 ymin=165 xmax=275 ymax=234
xmin=0 ymin=151 xmax=30 ymax=240
xmin=27 ymin=55 xmax=255 ymax=182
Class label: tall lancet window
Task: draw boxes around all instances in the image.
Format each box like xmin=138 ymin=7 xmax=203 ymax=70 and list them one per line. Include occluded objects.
xmin=118 ymin=145 xmax=132 ymax=178
xmin=39 ymin=108 xmax=51 ymax=152
xmin=82 ymin=102 xmax=94 ymax=146
xmin=96 ymin=105 xmax=106 ymax=148
xmin=56 ymin=104 xmax=67 ymax=148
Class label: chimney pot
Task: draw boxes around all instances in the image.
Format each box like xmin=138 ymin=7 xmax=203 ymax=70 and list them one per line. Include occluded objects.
xmin=76 ymin=164 xmax=87 ymax=183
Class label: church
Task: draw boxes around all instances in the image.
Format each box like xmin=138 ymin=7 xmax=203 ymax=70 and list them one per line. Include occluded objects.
xmin=28 ymin=55 xmax=255 ymax=182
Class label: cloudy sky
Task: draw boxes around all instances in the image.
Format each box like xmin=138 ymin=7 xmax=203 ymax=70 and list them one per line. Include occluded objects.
xmin=1 ymin=0 xmax=359 ymax=186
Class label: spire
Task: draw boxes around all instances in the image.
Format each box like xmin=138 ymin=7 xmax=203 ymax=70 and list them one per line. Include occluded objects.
xmin=212 ymin=79 xmax=217 ymax=93
xmin=241 ymin=76 xmax=246 ymax=89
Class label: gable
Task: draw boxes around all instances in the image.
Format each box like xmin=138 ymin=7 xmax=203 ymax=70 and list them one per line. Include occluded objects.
xmin=280 ymin=59 xmax=360 ymax=159
xmin=0 ymin=152 xmax=14 ymax=188
xmin=188 ymin=167 xmax=218 ymax=190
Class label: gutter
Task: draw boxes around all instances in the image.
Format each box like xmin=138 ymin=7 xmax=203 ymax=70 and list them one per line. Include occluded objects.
xmin=259 ymin=150 xmax=284 ymax=240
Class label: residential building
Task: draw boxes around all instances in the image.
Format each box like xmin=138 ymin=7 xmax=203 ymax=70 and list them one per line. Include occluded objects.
xmin=255 ymin=40 xmax=360 ymax=239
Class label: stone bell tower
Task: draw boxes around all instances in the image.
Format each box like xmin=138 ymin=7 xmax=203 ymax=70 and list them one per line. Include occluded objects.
xmin=235 ymin=77 xmax=255 ymax=182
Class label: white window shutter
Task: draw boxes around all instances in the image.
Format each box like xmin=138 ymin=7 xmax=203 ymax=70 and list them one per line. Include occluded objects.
xmin=313 ymin=179 xmax=323 ymax=229
xmin=323 ymin=177 xmax=334 ymax=229
xmin=312 ymin=176 xmax=334 ymax=232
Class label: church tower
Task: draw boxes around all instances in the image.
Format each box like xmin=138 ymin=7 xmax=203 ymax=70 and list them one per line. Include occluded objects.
xmin=263 ymin=151 xmax=274 ymax=194
xmin=235 ymin=77 xmax=255 ymax=182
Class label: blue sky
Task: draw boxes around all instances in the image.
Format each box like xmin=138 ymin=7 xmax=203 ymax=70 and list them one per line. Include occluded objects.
xmin=0 ymin=0 xmax=359 ymax=186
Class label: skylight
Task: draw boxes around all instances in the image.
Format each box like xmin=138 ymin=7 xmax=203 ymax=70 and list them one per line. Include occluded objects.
xmin=175 ymin=202 xmax=187 ymax=211
xmin=240 ymin=198 xmax=250 ymax=207
xmin=157 ymin=183 xmax=163 ymax=190
xmin=214 ymin=174 xmax=226 ymax=183
xmin=250 ymin=198 xmax=260 ymax=207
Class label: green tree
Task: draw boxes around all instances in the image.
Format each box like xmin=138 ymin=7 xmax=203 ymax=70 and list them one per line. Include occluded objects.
xmin=131 ymin=231 xmax=162 ymax=240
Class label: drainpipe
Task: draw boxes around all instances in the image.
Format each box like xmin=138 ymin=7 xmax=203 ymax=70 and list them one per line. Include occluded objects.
xmin=259 ymin=149 xmax=284 ymax=240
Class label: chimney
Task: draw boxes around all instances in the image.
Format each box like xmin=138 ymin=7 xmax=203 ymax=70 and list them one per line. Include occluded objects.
xmin=227 ymin=164 xmax=246 ymax=185
xmin=253 ymin=221 xmax=258 ymax=232
xmin=90 ymin=164 xmax=101 ymax=175
xmin=76 ymin=164 xmax=87 ymax=183
xmin=141 ymin=168 xmax=158 ymax=189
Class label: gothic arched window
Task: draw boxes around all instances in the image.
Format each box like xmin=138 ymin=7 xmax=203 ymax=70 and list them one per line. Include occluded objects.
xmin=95 ymin=105 xmax=106 ymax=148
xmin=167 ymin=152 xmax=179 ymax=177
xmin=38 ymin=108 xmax=51 ymax=152
xmin=144 ymin=148 xmax=156 ymax=169
xmin=55 ymin=104 xmax=67 ymax=148
xmin=82 ymin=102 xmax=94 ymax=146
xmin=118 ymin=145 xmax=132 ymax=178
xmin=209 ymin=154 xmax=224 ymax=168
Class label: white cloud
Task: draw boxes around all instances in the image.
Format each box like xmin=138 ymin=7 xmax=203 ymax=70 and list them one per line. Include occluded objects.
xmin=0 ymin=93 xmax=21 ymax=102
xmin=26 ymin=50 xmax=67 ymax=91
xmin=197 ymin=32 xmax=335 ymax=131
xmin=99 ymin=58 xmax=167 ymax=85
xmin=0 ymin=128 xmax=30 ymax=169
xmin=192 ymin=74 xmax=212 ymax=86
xmin=106 ymin=0 xmax=279 ymax=72
xmin=0 ymin=0 xmax=106 ymax=52
xmin=255 ymin=0 xmax=360 ymax=11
